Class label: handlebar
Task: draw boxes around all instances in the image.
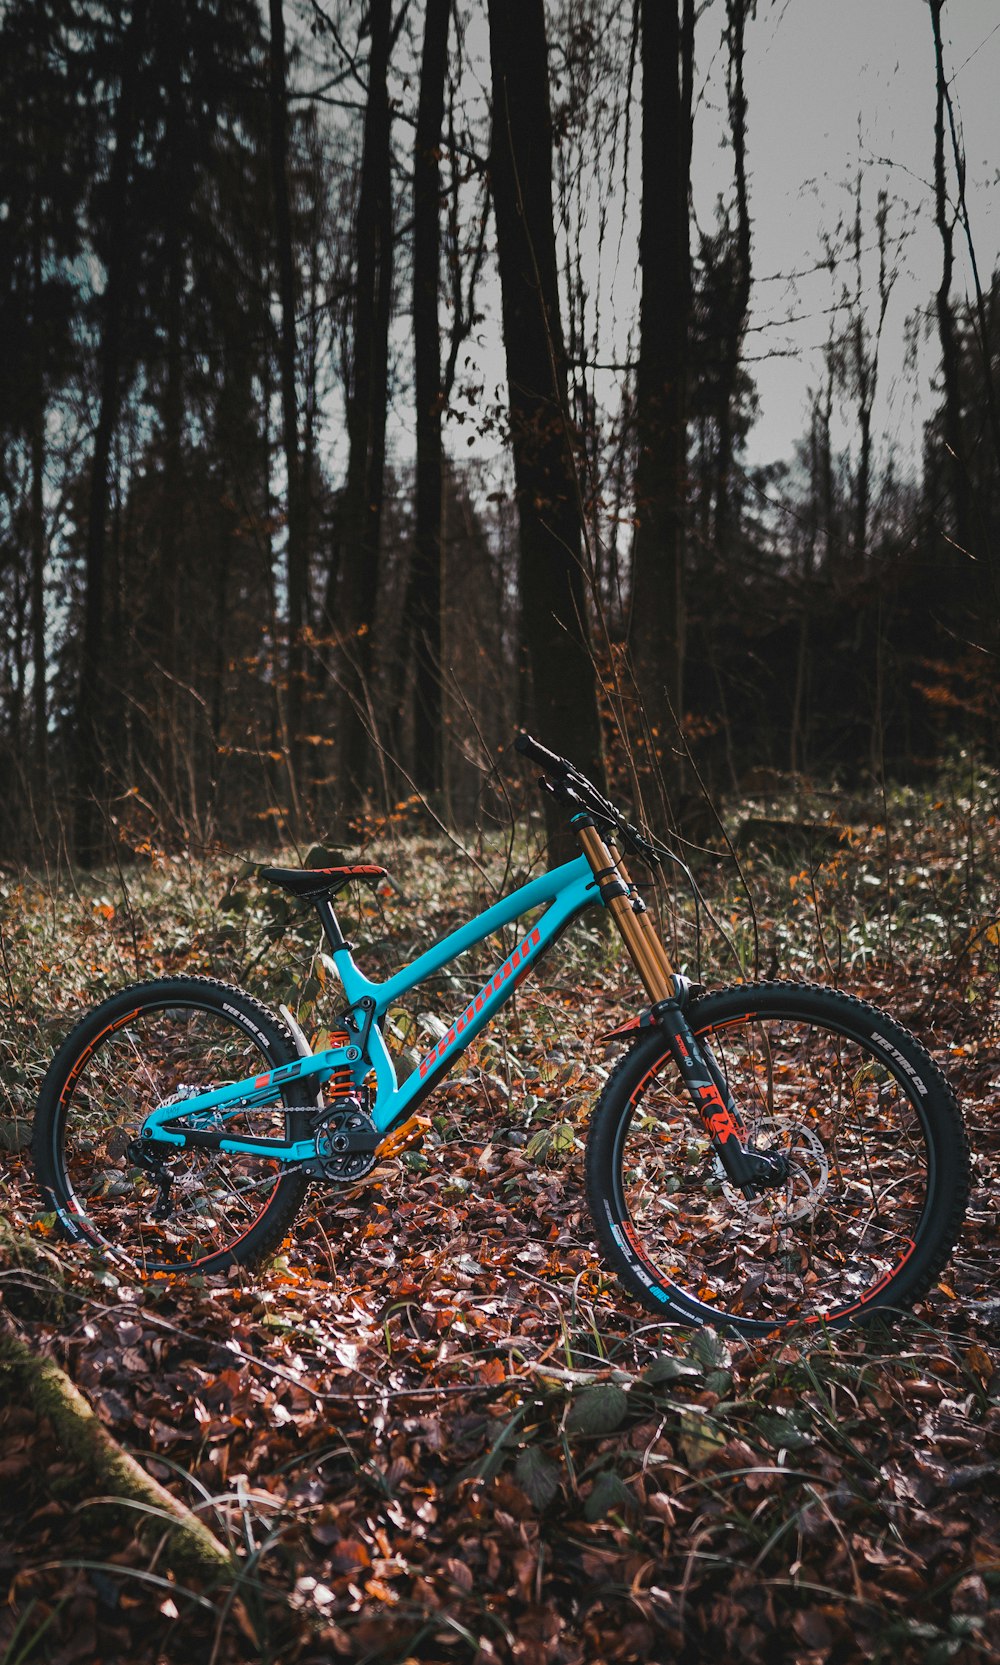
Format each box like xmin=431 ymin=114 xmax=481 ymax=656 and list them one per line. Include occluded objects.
xmin=513 ymin=732 xmax=575 ymax=778
xmin=513 ymin=730 xmax=662 ymax=867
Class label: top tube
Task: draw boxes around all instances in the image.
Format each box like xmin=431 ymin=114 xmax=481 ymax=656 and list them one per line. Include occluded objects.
xmin=328 ymin=855 xmax=597 ymax=1010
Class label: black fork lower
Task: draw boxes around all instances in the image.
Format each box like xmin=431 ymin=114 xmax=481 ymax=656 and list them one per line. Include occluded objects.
xmin=652 ymin=996 xmax=790 ymax=1195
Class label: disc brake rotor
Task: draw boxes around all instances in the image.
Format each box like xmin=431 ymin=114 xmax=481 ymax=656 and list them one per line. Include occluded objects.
xmin=718 ymin=1116 xmax=830 ymax=1227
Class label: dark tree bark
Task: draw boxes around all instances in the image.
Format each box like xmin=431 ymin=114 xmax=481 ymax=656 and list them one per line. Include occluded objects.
xmin=406 ymin=0 xmax=451 ymax=799
xmin=336 ymin=0 xmax=393 ymax=809
xmin=153 ymin=12 xmax=185 ymax=810
xmin=929 ymin=0 xmax=1000 ymax=630
xmin=74 ymin=0 xmax=147 ymax=864
xmin=487 ymin=0 xmax=605 ymax=856
xmin=849 ymin=185 xmax=894 ymax=567
xmin=3 ymin=0 xmax=86 ymax=816
xmin=930 ymin=0 xmax=972 ymax=572
xmin=268 ymin=0 xmax=308 ymax=801
xmin=932 ymin=6 xmax=1000 ymax=497
xmin=628 ymin=0 xmax=693 ymax=758
xmin=819 ymin=347 xmax=838 ymax=571
xmin=714 ymin=0 xmax=751 ymax=568
xmin=30 ymin=216 xmax=47 ymax=793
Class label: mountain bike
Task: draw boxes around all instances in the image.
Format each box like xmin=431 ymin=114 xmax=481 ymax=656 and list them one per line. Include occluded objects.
xmin=31 ymin=735 xmax=970 ymax=1333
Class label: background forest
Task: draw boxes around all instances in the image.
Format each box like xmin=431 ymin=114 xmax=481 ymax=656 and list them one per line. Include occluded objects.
xmin=1 ymin=0 xmax=998 ymax=868
xmin=3 ymin=7 xmax=1000 ymax=1662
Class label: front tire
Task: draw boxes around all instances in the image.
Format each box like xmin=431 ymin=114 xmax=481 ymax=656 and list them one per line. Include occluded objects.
xmin=31 ymin=977 xmax=313 ymax=1276
xmin=585 ymin=982 xmax=969 ymax=1332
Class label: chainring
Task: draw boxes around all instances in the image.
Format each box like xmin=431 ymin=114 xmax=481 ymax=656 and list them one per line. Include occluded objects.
xmin=313 ymin=1104 xmax=380 ymax=1183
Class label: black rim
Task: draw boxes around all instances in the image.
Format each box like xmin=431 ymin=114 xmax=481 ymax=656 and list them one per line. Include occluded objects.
xmin=605 ymin=1003 xmax=937 ymax=1330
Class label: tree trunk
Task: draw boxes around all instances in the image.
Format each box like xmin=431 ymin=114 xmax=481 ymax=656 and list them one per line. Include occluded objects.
xmin=269 ymin=0 xmax=308 ymax=808
xmin=487 ymin=0 xmax=605 ymax=857
xmin=628 ymin=0 xmax=693 ymax=769
xmin=932 ymin=5 xmax=1000 ymax=565
xmin=0 ymin=1330 xmax=231 ymax=1576
xmin=336 ymin=0 xmax=393 ymax=812
xmin=819 ymin=348 xmax=837 ymax=569
xmin=929 ymin=0 xmax=973 ymax=578
xmin=854 ymin=390 xmax=872 ymax=563
xmin=850 ymin=184 xmax=894 ymax=568
xmin=30 ymin=217 xmax=47 ymax=797
xmin=714 ymin=0 xmax=751 ymax=569
xmin=155 ymin=15 xmax=184 ymax=817
xmin=406 ymin=0 xmax=450 ymax=799
xmin=74 ymin=0 xmax=147 ymax=865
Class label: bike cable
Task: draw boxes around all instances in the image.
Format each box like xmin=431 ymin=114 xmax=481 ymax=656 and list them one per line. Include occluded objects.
xmin=514 ymin=731 xmax=703 ymax=978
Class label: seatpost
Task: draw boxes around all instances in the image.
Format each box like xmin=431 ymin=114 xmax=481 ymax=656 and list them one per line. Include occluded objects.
xmin=314 ymin=895 xmax=349 ymax=954
xmin=574 ymin=816 xmax=675 ymax=1002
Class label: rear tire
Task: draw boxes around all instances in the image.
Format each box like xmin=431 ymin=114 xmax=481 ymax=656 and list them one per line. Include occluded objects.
xmin=31 ymin=977 xmax=313 ymax=1276
xmin=585 ymin=982 xmax=969 ymax=1332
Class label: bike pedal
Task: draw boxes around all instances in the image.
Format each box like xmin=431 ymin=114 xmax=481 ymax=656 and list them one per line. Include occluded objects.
xmin=376 ymin=1114 xmax=431 ymax=1161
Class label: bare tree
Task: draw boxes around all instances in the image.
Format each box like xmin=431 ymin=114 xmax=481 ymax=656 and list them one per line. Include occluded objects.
xmin=75 ymin=0 xmax=147 ymax=863
xmin=408 ymin=0 xmax=451 ymax=797
xmin=628 ymin=0 xmax=694 ymax=758
xmin=847 ymin=182 xmax=895 ymax=565
xmin=929 ymin=0 xmax=973 ymax=575
xmin=714 ymin=0 xmax=752 ymax=571
xmin=487 ymin=0 xmax=605 ymax=854
xmin=929 ymin=0 xmax=1000 ymax=624
xmin=268 ymin=0 xmax=308 ymax=803
xmin=336 ymin=0 xmax=394 ymax=810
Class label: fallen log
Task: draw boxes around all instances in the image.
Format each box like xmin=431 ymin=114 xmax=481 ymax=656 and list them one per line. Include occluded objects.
xmin=0 ymin=1330 xmax=233 ymax=1578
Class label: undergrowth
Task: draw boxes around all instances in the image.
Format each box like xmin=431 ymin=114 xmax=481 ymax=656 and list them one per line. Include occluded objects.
xmin=1 ymin=761 xmax=998 ymax=1663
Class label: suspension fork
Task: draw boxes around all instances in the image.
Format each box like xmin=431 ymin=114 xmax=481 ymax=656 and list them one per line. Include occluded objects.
xmin=575 ymin=817 xmax=785 ymax=1193
xmin=574 ymin=816 xmax=676 ymax=997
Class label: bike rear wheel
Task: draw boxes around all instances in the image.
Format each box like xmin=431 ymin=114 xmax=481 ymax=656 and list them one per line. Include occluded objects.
xmin=586 ymin=981 xmax=969 ymax=1332
xmin=31 ymin=977 xmax=312 ymax=1275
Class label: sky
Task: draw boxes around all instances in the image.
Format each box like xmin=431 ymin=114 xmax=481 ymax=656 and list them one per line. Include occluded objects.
xmin=303 ymin=1 xmax=1000 ymax=494
xmin=723 ymin=0 xmax=1000 ymax=468
xmin=445 ymin=0 xmax=1000 ymax=484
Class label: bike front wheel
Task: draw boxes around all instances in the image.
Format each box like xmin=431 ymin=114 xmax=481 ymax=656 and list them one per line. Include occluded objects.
xmin=31 ymin=977 xmax=313 ymax=1275
xmin=585 ymin=981 xmax=969 ymax=1332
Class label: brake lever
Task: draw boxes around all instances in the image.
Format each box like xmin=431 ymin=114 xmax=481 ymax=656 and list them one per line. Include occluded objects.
xmin=541 ymin=775 xmax=620 ymax=835
xmin=539 ymin=766 xmax=661 ymax=868
xmin=538 ymin=776 xmax=585 ymax=812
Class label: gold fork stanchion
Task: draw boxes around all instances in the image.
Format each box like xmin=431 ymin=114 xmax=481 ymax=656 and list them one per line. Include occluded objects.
xmin=575 ymin=822 xmax=675 ymax=1004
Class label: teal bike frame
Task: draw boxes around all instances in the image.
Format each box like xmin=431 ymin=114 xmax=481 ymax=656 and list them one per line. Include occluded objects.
xmin=138 ymin=856 xmax=602 ymax=1163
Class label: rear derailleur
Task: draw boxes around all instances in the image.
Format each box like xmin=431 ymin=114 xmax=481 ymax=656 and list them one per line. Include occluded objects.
xmin=127 ymin=1137 xmax=176 ymax=1220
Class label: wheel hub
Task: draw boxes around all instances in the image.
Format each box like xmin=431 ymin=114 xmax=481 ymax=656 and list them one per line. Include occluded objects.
xmin=718 ymin=1117 xmax=829 ymax=1227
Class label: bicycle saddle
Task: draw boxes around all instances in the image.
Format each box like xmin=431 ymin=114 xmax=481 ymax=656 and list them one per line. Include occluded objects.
xmin=259 ymin=864 xmax=388 ymax=899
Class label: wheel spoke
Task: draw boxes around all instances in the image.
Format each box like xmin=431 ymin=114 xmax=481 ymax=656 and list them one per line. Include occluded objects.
xmin=38 ymin=986 xmax=309 ymax=1274
xmin=588 ymin=986 xmax=967 ymax=1330
xmin=623 ymin=1014 xmax=928 ymax=1321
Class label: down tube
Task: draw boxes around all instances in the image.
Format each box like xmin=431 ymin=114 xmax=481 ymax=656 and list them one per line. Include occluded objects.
xmin=373 ymin=870 xmax=600 ymax=1131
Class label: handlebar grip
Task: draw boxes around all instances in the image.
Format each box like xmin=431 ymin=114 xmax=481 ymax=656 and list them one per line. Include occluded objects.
xmin=513 ymin=732 xmax=661 ymax=866
xmin=513 ymin=732 xmax=570 ymax=777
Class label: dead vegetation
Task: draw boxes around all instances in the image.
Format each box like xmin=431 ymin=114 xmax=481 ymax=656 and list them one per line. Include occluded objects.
xmin=2 ymin=769 xmax=998 ymax=1663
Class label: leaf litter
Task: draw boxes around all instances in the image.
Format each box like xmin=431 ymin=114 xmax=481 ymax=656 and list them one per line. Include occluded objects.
xmin=1 ymin=788 xmax=999 ymax=1662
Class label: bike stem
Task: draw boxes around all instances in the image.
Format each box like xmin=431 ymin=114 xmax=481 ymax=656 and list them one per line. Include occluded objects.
xmin=575 ymin=816 xmax=784 ymax=1195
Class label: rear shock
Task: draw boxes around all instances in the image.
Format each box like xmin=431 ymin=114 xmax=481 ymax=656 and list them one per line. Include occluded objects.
xmin=325 ymin=1027 xmax=356 ymax=1104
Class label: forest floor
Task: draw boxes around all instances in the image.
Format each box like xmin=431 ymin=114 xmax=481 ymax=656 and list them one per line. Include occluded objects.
xmin=1 ymin=762 xmax=999 ymax=1664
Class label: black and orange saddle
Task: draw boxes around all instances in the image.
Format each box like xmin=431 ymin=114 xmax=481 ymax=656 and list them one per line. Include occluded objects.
xmin=259 ymin=864 xmax=388 ymax=899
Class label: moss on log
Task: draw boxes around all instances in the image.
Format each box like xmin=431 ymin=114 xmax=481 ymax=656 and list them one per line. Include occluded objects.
xmin=0 ymin=1331 xmax=233 ymax=1578
xmin=0 ymin=1216 xmax=67 ymax=1322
